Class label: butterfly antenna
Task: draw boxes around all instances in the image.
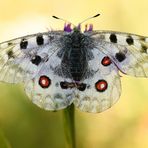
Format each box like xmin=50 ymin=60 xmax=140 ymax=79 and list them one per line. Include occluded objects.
xmin=52 ymin=15 xmax=75 ymax=27
xmin=79 ymin=13 xmax=100 ymax=25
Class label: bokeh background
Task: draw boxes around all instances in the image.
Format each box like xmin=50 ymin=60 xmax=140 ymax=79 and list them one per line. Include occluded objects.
xmin=0 ymin=0 xmax=148 ymax=148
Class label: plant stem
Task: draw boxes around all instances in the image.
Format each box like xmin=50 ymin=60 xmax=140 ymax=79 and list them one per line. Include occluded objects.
xmin=63 ymin=104 xmax=75 ymax=148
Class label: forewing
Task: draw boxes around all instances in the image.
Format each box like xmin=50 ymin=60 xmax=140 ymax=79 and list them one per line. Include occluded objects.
xmin=74 ymin=48 xmax=121 ymax=113
xmin=90 ymin=31 xmax=148 ymax=77
xmin=0 ymin=31 xmax=63 ymax=83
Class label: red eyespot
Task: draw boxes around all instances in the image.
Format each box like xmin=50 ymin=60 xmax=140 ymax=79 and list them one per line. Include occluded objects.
xmin=39 ymin=75 xmax=51 ymax=88
xmin=95 ymin=80 xmax=108 ymax=92
xmin=101 ymin=56 xmax=112 ymax=66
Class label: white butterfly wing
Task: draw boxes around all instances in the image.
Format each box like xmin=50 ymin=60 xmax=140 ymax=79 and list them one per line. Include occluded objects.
xmin=90 ymin=31 xmax=148 ymax=77
xmin=0 ymin=31 xmax=63 ymax=83
xmin=0 ymin=31 xmax=76 ymax=110
xmin=74 ymin=48 xmax=121 ymax=113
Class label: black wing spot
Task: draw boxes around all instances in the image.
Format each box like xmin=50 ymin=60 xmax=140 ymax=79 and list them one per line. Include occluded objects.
xmin=60 ymin=82 xmax=68 ymax=89
xmin=115 ymin=52 xmax=126 ymax=62
xmin=31 ymin=55 xmax=42 ymax=65
xmin=110 ymin=34 xmax=117 ymax=43
xmin=36 ymin=35 xmax=44 ymax=45
xmin=140 ymin=37 xmax=146 ymax=41
xmin=141 ymin=45 xmax=147 ymax=53
xmin=78 ymin=83 xmax=86 ymax=91
xmin=126 ymin=36 xmax=134 ymax=45
xmin=7 ymin=50 xmax=14 ymax=58
xmin=20 ymin=39 xmax=28 ymax=49
xmin=8 ymin=42 xmax=13 ymax=46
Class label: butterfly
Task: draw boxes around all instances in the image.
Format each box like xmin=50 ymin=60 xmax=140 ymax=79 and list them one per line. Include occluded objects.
xmin=0 ymin=14 xmax=147 ymax=113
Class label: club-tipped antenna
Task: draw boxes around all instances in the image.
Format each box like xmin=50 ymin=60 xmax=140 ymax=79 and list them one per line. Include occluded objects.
xmin=52 ymin=15 xmax=75 ymax=27
xmin=52 ymin=15 xmax=66 ymax=22
xmin=79 ymin=13 xmax=100 ymax=25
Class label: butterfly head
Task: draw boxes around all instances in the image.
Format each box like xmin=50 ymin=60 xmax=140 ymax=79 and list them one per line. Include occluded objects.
xmin=52 ymin=14 xmax=99 ymax=33
xmin=64 ymin=23 xmax=93 ymax=33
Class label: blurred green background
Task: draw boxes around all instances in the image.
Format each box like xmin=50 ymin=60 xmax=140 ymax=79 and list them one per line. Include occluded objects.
xmin=0 ymin=0 xmax=148 ymax=148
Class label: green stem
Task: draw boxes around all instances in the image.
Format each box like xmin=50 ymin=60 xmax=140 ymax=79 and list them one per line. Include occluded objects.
xmin=63 ymin=104 xmax=75 ymax=148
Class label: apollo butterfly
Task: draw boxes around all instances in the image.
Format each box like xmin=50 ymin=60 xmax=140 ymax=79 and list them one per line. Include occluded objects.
xmin=0 ymin=14 xmax=148 ymax=113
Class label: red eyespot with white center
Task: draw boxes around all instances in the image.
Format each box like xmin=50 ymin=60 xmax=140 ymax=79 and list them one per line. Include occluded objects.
xmin=101 ymin=56 xmax=112 ymax=66
xmin=95 ymin=80 xmax=108 ymax=92
xmin=39 ymin=75 xmax=51 ymax=88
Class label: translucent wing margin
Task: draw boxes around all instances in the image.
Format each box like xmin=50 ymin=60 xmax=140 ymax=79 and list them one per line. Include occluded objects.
xmin=90 ymin=31 xmax=148 ymax=77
